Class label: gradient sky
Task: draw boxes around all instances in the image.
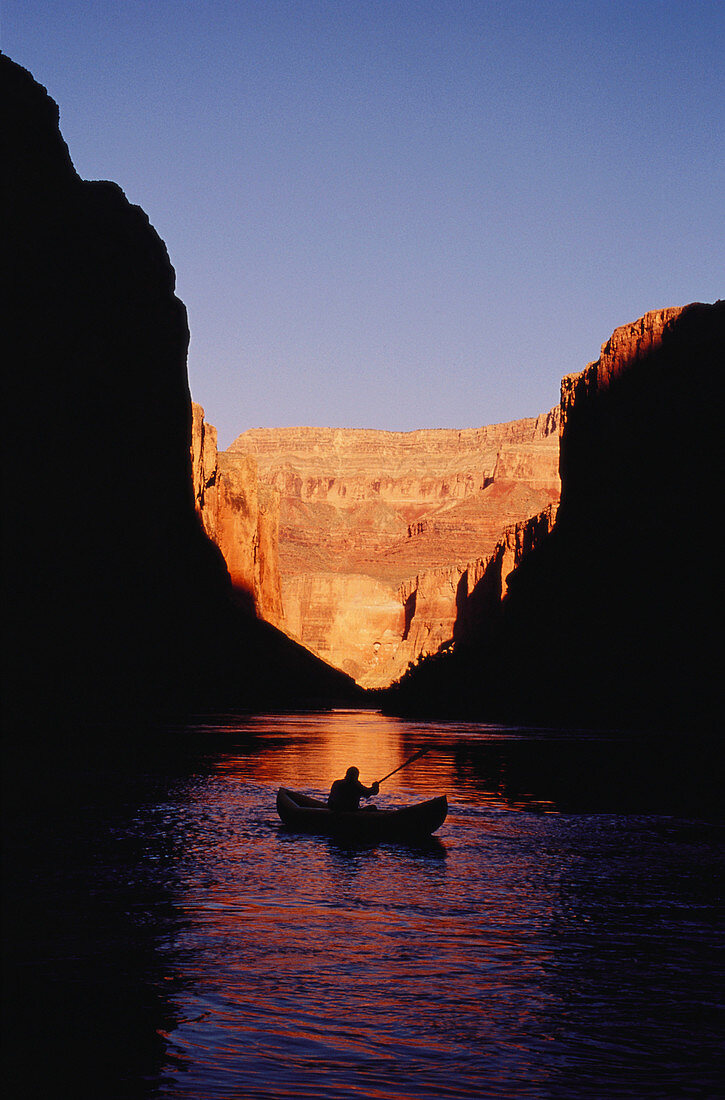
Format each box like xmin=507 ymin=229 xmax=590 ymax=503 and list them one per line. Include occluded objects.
xmin=3 ymin=1 xmax=723 ymax=447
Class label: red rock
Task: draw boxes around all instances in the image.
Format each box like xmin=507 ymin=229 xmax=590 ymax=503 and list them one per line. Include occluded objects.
xmin=230 ymin=413 xmax=560 ymax=685
xmin=190 ymin=404 xmax=284 ymax=626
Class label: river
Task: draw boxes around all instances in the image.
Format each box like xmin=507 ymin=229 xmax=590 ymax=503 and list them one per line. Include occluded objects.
xmin=4 ymin=711 xmax=722 ymax=1098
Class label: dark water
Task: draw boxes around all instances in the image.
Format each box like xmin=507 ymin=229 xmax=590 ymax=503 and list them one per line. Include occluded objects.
xmin=3 ymin=712 xmax=723 ymax=1098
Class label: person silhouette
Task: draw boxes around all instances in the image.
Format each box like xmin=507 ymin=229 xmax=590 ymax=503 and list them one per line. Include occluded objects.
xmin=327 ymin=766 xmax=379 ymax=812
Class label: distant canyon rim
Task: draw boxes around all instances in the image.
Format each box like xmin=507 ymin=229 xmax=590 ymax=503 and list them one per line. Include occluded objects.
xmin=192 ymin=406 xmax=561 ymax=686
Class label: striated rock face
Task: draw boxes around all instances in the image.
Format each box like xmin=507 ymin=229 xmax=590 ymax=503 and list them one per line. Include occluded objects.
xmin=230 ymin=414 xmax=560 ymax=684
xmin=381 ymin=502 xmax=561 ymax=688
xmin=558 ymin=306 xmax=686 ymax=511
xmin=191 ymin=400 xmax=219 ymax=515
xmin=386 ymin=302 xmax=724 ymax=732
xmin=452 ymin=503 xmax=560 ymax=648
xmin=566 ymin=306 xmax=684 ymax=400
xmin=282 ymin=572 xmax=405 ymax=682
xmin=1 ymin=55 xmax=357 ymax=727
xmin=191 ymin=403 xmax=284 ymax=626
xmin=393 ymin=565 xmax=464 ymax=679
xmin=232 ymin=412 xmax=558 ymax=479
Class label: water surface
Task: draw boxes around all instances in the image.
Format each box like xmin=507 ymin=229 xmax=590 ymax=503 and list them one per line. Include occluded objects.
xmin=5 ymin=711 xmax=721 ymax=1099
xmin=150 ymin=711 xmax=722 ymax=1098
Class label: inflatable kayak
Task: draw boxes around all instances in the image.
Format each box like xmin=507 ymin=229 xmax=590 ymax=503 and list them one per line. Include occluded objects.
xmin=276 ymin=787 xmax=447 ymax=840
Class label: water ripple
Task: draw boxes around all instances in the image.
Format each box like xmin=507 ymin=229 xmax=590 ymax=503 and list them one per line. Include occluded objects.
xmin=136 ymin=712 xmax=725 ymax=1098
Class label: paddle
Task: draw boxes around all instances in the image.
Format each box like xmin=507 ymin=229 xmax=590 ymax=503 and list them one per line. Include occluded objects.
xmin=376 ymin=746 xmax=432 ymax=786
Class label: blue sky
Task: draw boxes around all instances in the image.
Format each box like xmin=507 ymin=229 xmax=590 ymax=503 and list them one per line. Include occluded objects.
xmin=4 ymin=1 xmax=723 ymax=447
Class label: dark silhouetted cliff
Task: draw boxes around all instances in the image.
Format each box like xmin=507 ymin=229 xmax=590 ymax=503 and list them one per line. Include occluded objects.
xmin=385 ymin=302 xmax=723 ymax=733
xmin=1 ymin=55 xmax=358 ymax=733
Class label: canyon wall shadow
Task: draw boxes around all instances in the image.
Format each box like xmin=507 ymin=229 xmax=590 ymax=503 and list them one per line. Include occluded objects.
xmin=386 ymin=301 xmax=724 ymax=734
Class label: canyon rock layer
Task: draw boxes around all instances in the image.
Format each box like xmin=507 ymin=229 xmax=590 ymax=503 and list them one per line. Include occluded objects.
xmin=229 ymin=414 xmax=561 ymax=685
xmin=191 ymin=403 xmax=284 ymax=627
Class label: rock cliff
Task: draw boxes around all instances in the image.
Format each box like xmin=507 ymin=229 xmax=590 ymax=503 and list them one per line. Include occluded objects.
xmin=230 ymin=415 xmax=560 ymax=684
xmin=1 ymin=54 xmax=357 ymax=728
xmin=451 ymin=503 xmax=560 ymax=647
xmin=191 ymin=403 xmax=284 ymax=626
xmin=385 ymin=302 xmax=724 ymax=732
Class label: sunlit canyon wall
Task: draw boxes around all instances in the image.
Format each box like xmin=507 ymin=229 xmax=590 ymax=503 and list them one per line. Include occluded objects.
xmin=191 ymin=403 xmax=284 ymax=627
xmin=2 ymin=55 xmax=357 ymax=727
xmin=225 ymin=416 xmax=561 ymax=685
xmin=387 ymin=302 xmax=724 ymax=732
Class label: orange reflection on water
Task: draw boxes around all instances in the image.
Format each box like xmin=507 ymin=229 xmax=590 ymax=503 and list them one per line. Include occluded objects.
xmin=302 ymin=711 xmax=405 ymax=792
xmin=158 ymin=712 xmax=596 ymax=1097
xmin=190 ymin=709 xmax=546 ymax=815
xmin=210 ymin=711 xmax=429 ymax=796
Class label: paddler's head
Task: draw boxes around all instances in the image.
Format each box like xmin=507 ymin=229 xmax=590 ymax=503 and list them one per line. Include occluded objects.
xmin=345 ymin=766 xmax=359 ymax=781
